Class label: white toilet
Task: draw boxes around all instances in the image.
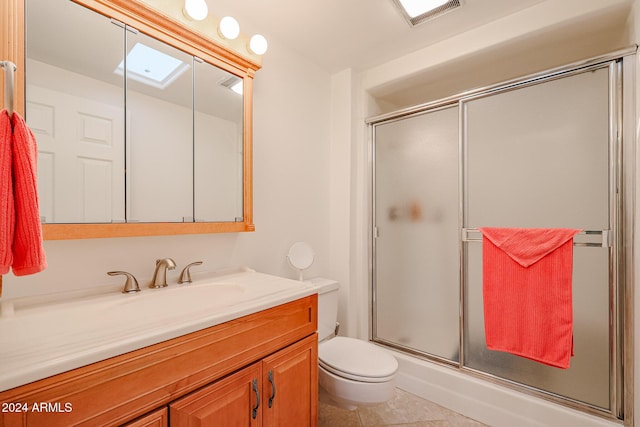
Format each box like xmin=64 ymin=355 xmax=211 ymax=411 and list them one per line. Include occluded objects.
xmin=308 ymin=278 xmax=398 ymax=409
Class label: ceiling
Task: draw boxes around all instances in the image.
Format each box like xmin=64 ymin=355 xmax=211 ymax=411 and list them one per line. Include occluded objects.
xmin=205 ymin=0 xmax=634 ymax=109
xmin=207 ymin=0 xmax=548 ymax=73
xmin=28 ymin=0 xmax=635 ymax=112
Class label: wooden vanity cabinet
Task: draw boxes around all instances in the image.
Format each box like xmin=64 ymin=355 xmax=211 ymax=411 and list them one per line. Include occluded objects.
xmin=170 ymin=334 xmax=317 ymax=426
xmin=261 ymin=334 xmax=317 ymax=426
xmin=0 ymin=295 xmax=317 ymax=427
xmin=171 ymin=363 xmax=262 ymax=426
xmin=121 ymin=408 xmax=168 ymax=427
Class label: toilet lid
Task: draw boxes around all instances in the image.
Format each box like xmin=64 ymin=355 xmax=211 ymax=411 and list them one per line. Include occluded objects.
xmin=318 ymin=337 xmax=398 ymax=382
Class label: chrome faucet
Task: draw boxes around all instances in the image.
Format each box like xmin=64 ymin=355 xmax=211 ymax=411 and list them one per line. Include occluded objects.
xmin=150 ymin=258 xmax=176 ymax=288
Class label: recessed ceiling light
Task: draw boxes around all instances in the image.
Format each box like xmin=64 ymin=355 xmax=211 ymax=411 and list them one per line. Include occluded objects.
xmin=115 ymin=43 xmax=190 ymax=89
xmin=393 ymin=0 xmax=462 ymax=27
xmin=398 ymin=0 xmax=448 ymax=18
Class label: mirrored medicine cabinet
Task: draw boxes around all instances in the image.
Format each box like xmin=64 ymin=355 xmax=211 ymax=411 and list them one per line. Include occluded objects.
xmin=1 ymin=0 xmax=260 ymax=239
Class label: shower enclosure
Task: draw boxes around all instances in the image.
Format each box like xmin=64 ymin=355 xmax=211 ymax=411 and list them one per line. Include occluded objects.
xmin=369 ymin=51 xmax=634 ymax=421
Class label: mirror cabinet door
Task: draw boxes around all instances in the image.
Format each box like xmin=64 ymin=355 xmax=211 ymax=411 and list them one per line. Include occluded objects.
xmin=26 ymin=0 xmax=125 ymax=224
xmin=124 ymin=30 xmax=194 ymax=223
xmin=194 ymin=60 xmax=244 ymax=223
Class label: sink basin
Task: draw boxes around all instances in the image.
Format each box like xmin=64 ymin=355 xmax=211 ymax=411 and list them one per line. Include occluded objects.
xmin=0 ymin=268 xmax=317 ymax=392
xmin=115 ymin=283 xmax=246 ymax=307
xmin=1 ymin=283 xmax=245 ymax=335
xmin=2 ymin=282 xmax=247 ymax=318
xmin=98 ymin=283 xmax=249 ymax=323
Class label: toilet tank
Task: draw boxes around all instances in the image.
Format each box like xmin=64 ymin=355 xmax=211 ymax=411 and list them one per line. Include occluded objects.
xmin=307 ymin=278 xmax=339 ymax=341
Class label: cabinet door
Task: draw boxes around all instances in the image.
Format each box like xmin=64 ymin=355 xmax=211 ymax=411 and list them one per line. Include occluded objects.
xmin=121 ymin=407 xmax=168 ymax=427
xmin=170 ymin=362 xmax=262 ymax=426
xmin=262 ymin=334 xmax=318 ymax=427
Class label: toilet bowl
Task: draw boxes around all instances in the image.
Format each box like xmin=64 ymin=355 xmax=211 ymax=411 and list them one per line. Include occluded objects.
xmin=318 ymin=336 xmax=398 ymax=409
xmin=308 ymin=278 xmax=398 ymax=409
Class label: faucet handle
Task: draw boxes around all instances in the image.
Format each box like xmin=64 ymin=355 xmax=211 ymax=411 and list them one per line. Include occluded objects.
xmin=178 ymin=261 xmax=203 ymax=284
xmin=108 ymin=271 xmax=141 ymax=294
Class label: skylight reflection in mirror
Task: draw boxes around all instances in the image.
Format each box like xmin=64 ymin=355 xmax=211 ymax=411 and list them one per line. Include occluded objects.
xmin=115 ymin=42 xmax=190 ymax=89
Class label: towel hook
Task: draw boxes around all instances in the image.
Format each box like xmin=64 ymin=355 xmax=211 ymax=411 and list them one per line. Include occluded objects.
xmin=0 ymin=60 xmax=16 ymax=116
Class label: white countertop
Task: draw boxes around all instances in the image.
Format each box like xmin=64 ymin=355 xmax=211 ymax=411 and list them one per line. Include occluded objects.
xmin=0 ymin=268 xmax=317 ymax=392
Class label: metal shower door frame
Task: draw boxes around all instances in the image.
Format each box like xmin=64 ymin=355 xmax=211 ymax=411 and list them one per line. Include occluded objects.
xmin=458 ymin=58 xmax=625 ymax=420
xmin=367 ymin=48 xmax=636 ymax=423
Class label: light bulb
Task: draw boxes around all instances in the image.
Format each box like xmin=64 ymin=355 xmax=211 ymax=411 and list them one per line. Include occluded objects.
xmin=184 ymin=0 xmax=208 ymax=21
xmin=249 ymin=34 xmax=268 ymax=55
xmin=218 ymin=16 xmax=240 ymax=40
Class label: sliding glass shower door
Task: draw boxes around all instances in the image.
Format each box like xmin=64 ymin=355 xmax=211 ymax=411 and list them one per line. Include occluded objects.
xmin=370 ymin=56 xmax=630 ymax=420
xmin=373 ymin=105 xmax=460 ymax=362
xmin=462 ymin=66 xmax=612 ymax=410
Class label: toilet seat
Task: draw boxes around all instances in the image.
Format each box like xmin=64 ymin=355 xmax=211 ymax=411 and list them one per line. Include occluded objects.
xmin=318 ymin=337 xmax=398 ymax=383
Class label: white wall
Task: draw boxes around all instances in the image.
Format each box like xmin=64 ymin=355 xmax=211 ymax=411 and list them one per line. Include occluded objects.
xmin=2 ymin=27 xmax=333 ymax=299
xmin=236 ymin=37 xmax=332 ymax=280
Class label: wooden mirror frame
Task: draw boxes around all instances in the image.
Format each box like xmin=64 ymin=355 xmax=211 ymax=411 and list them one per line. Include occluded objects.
xmin=0 ymin=0 xmax=259 ymax=240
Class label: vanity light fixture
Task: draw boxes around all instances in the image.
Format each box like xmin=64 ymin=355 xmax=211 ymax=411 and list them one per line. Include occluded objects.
xmin=183 ymin=0 xmax=208 ymax=21
xmin=218 ymin=16 xmax=240 ymax=40
xmin=248 ymin=34 xmax=268 ymax=55
xmin=392 ymin=0 xmax=462 ymax=27
xmin=182 ymin=0 xmax=269 ymax=56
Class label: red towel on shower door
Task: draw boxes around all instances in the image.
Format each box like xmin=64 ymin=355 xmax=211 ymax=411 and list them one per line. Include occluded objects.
xmin=478 ymin=227 xmax=581 ymax=369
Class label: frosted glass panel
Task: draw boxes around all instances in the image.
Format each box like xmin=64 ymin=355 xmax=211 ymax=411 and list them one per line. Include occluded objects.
xmin=466 ymin=68 xmax=609 ymax=228
xmin=374 ymin=106 xmax=459 ymax=361
xmin=463 ymin=67 xmax=611 ymax=409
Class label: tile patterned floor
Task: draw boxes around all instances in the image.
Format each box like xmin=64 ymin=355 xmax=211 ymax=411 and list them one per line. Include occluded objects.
xmin=319 ymin=387 xmax=489 ymax=427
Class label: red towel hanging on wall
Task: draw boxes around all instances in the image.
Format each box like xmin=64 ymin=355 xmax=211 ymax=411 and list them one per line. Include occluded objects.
xmin=478 ymin=227 xmax=581 ymax=369
xmin=9 ymin=112 xmax=46 ymax=276
xmin=0 ymin=110 xmax=14 ymax=274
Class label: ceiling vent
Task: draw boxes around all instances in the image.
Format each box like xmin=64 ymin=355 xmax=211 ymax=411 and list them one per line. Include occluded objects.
xmin=219 ymin=75 xmax=243 ymax=94
xmin=392 ymin=0 xmax=462 ymax=27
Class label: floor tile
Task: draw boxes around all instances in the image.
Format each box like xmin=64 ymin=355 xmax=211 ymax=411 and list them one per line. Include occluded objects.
xmin=318 ymin=387 xmax=361 ymax=426
xmin=318 ymin=387 xmax=489 ymax=427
